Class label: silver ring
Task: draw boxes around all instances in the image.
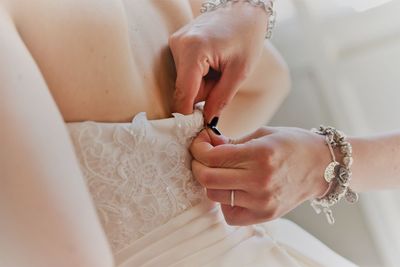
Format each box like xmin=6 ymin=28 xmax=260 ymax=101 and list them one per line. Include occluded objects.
xmin=230 ymin=190 xmax=235 ymax=207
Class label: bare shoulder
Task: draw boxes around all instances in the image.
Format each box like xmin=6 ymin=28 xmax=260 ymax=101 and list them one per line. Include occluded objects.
xmin=0 ymin=0 xmax=142 ymax=122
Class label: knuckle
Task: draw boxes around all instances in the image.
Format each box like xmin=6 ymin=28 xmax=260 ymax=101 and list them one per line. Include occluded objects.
xmin=257 ymin=145 xmax=273 ymax=162
xmin=181 ymin=33 xmax=205 ymax=48
xmin=256 ymin=194 xmax=271 ymax=211
xmin=255 ymin=174 xmax=271 ymax=192
xmin=255 ymin=127 xmax=270 ymax=136
xmin=255 ymin=147 xmax=275 ymax=173
xmin=247 ymin=172 xmax=270 ymax=193
xmin=168 ymin=34 xmax=177 ymax=47
xmin=169 ymin=31 xmax=207 ymax=58
xmin=168 ymin=32 xmax=184 ymax=52
xmin=263 ymin=208 xmax=279 ymax=221
xmin=258 ymin=179 xmax=269 ymax=193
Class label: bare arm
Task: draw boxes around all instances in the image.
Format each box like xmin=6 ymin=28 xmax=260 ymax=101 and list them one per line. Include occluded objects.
xmin=350 ymin=133 xmax=400 ymax=192
xmin=0 ymin=6 xmax=113 ymax=267
xmin=189 ymin=126 xmax=400 ymax=226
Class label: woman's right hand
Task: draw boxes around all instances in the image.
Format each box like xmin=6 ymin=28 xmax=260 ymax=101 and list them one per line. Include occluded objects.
xmin=169 ymin=0 xmax=270 ymax=123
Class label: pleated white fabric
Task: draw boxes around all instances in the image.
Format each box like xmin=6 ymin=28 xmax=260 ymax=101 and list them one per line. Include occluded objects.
xmin=114 ymin=199 xmax=356 ymax=267
xmin=67 ymin=108 xmax=358 ymax=267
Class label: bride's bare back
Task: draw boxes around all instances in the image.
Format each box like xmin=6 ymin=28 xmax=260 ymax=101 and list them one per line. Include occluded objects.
xmin=3 ymin=0 xmax=288 ymax=126
xmin=6 ymin=0 xmax=197 ymax=122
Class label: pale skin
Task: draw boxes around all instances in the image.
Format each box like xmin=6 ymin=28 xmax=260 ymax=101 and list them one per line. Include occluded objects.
xmin=190 ymin=125 xmax=400 ymax=226
xmin=170 ymin=0 xmax=272 ymax=124
xmin=0 ymin=0 xmax=288 ymax=266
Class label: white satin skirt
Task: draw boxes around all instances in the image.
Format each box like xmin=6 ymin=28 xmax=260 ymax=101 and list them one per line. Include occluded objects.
xmin=114 ymin=199 xmax=357 ymax=267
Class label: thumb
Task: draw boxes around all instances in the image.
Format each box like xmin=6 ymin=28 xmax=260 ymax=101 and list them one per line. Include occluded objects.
xmin=203 ymin=62 xmax=247 ymax=124
xmin=189 ymin=128 xmax=228 ymax=157
xmin=189 ymin=129 xmax=215 ymax=165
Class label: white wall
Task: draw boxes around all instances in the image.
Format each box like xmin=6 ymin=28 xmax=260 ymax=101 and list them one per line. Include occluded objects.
xmin=269 ymin=1 xmax=400 ymax=266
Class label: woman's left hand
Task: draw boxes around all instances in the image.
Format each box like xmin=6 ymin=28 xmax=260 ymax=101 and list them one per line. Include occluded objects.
xmin=190 ymin=127 xmax=332 ymax=225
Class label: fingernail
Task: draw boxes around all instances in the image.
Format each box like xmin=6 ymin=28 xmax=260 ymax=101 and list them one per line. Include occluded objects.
xmin=210 ymin=126 xmax=221 ymax=136
xmin=207 ymin=117 xmax=219 ymax=128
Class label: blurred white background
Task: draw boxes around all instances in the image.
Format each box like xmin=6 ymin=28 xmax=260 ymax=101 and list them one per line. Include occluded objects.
xmin=269 ymin=0 xmax=400 ymax=266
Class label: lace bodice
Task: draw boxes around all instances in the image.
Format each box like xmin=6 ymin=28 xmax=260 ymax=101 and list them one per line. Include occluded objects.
xmin=67 ymin=109 xmax=206 ymax=254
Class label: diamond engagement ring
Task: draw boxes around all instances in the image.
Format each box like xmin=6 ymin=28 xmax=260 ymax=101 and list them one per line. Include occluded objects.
xmin=230 ymin=190 xmax=235 ymax=207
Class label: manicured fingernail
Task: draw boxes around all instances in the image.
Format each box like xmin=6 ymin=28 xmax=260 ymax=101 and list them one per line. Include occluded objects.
xmin=207 ymin=117 xmax=219 ymax=128
xmin=210 ymin=126 xmax=221 ymax=136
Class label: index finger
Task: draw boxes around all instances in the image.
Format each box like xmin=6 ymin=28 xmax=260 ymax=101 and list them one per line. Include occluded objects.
xmin=203 ymin=61 xmax=248 ymax=123
xmin=172 ymin=54 xmax=210 ymax=114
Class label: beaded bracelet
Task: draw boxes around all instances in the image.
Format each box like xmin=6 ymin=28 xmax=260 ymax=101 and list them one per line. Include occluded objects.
xmin=200 ymin=0 xmax=276 ymax=39
xmin=310 ymin=126 xmax=359 ymax=224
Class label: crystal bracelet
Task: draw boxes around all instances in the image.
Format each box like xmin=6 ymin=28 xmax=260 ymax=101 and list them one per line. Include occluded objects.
xmin=310 ymin=126 xmax=359 ymax=224
xmin=200 ymin=0 xmax=276 ymax=39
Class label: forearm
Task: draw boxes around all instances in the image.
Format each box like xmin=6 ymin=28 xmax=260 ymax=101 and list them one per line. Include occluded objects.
xmin=350 ymin=132 xmax=400 ymax=192
xmin=1 ymin=107 xmax=114 ymax=267
xmin=0 ymin=8 xmax=114 ymax=266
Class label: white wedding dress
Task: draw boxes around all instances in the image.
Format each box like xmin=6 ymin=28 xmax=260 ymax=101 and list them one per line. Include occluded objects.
xmin=67 ymin=108 xmax=357 ymax=267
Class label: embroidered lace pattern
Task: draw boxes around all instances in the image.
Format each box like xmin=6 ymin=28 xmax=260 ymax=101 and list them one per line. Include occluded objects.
xmin=67 ymin=110 xmax=206 ymax=253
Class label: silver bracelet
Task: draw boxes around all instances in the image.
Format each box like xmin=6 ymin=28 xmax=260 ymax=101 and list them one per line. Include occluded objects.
xmin=200 ymin=0 xmax=276 ymax=39
xmin=310 ymin=126 xmax=359 ymax=224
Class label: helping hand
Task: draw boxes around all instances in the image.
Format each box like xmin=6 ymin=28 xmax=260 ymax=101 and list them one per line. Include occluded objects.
xmin=169 ymin=1 xmax=268 ymax=123
xmin=190 ymin=127 xmax=331 ymax=225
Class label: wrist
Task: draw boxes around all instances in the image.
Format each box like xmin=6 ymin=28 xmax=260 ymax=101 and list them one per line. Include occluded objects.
xmin=345 ymin=136 xmax=361 ymax=191
xmin=309 ymin=126 xmax=359 ymax=224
